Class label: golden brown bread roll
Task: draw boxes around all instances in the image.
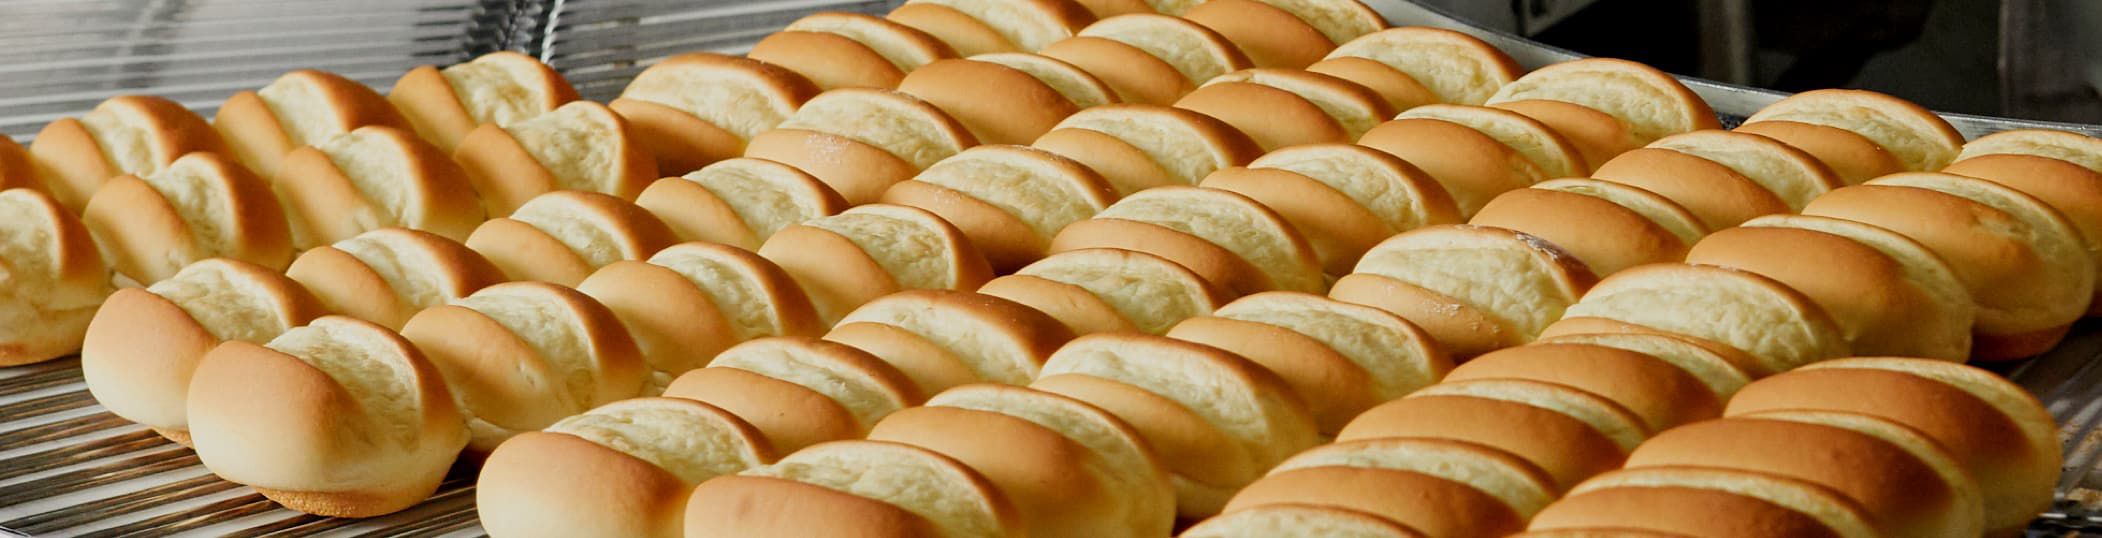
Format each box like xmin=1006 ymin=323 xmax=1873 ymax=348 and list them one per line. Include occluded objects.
xmin=213 ymin=69 xmax=411 ymax=176
xmin=632 ymin=157 xmax=847 ymax=250
xmin=1469 ymin=182 xmax=1699 ymax=277
xmin=1485 ymin=58 xmax=1719 ymax=145
xmin=683 ymin=475 xmax=946 ymax=537
xmin=1032 ymin=103 xmax=1261 ymax=195
xmin=1356 ymin=117 xmax=1540 ymax=217
xmin=82 ymin=151 xmax=292 ymax=285
xmin=1538 ymin=316 xmax=1766 ymax=381
xmin=1167 ymin=291 xmax=1450 ymax=432
xmin=1335 ymin=224 xmax=1595 ymax=359
xmin=917 ymin=383 xmax=1176 ymax=537
xmin=828 ymin=290 xmax=1074 ymax=393
xmin=1560 ymin=262 xmax=1849 ymax=375
xmin=760 ymin=204 xmax=994 ymax=324
xmin=1589 ymin=147 xmax=1788 ymax=230
xmin=452 ymin=101 xmax=658 ymax=216
xmin=744 ymin=88 xmax=977 ymax=204
xmin=1177 ymin=68 xmax=1392 ymax=150
xmin=1527 ymin=466 xmax=1880 ymax=538
xmin=1201 ymin=143 xmax=1461 ymax=274
xmin=663 ymin=337 xmax=922 ymax=453
xmin=1946 ymin=132 xmax=2102 ymax=315
xmin=577 ymin=241 xmax=823 ymax=392
xmin=1183 ymin=0 xmax=1335 ymax=69
xmin=388 ymin=51 xmax=578 ymax=152
xmin=1183 ymin=504 xmax=1427 ymax=538
xmin=1039 ymin=35 xmax=1196 ymax=105
xmin=1399 ymin=104 xmax=1588 ymax=179
xmin=690 ymin=440 xmax=1024 ymax=538
xmin=1641 ymin=129 xmax=1842 ymax=210
xmin=1050 ymin=185 xmax=1323 ymax=296
xmin=463 ymin=190 xmax=678 ymax=287
xmin=610 ymin=53 xmax=820 ymax=174
xmin=1733 ymin=120 xmax=1903 ymax=185
xmin=272 ymin=126 xmax=483 ymax=248
xmin=1336 ymin=378 xmax=1646 ymax=491
xmin=748 ymin=12 xmax=958 ymax=90
xmin=284 ymin=228 xmax=506 ymax=331
xmin=881 ymin=144 xmax=1116 ymax=270
xmin=896 ymin=57 xmax=1102 ymax=145
xmin=978 ymin=247 xmax=1229 ymax=335
xmin=1325 ymin=27 xmax=1519 ymax=107
xmin=1534 ymin=331 xmax=1751 ymax=401
xmin=889 ymin=0 xmax=1095 ymax=55
xmin=0 ymin=188 xmax=112 ymax=365
xmin=1306 ymin=56 xmax=1439 ymax=113
xmin=1077 ymin=14 xmax=1251 ymax=84
xmin=1745 ymin=88 xmax=1963 ymax=171
xmin=1447 ymin=343 xmax=1719 ymax=432
xmin=1231 ymin=437 xmax=1556 ymax=538
xmin=1492 ymin=99 xmax=1642 ymax=172
xmin=30 ymin=95 xmax=230 ymax=212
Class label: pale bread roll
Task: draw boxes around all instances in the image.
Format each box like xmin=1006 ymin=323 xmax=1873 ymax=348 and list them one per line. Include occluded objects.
xmin=1687 ymin=221 xmax=1974 ymax=361
xmin=388 ymin=51 xmax=578 ymax=152
xmin=923 ymin=384 xmax=1176 ymax=537
xmin=463 ymin=190 xmax=678 ymax=287
xmin=1640 ymin=129 xmax=1842 ymax=210
xmin=662 ymin=337 xmax=922 ymax=453
xmin=213 ymin=69 xmax=411 ymax=176
xmin=1307 ymin=56 xmax=1440 ymax=113
xmin=866 ymin=401 xmax=1161 ymax=537
xmin=1447 ymin=343 xmax=1718 ymax=432
xmin=830 ymin=290 xmax=1075 ymax=393
xmin=0 ymin=188 xmax=112 ymax=365
xmin=1469 ymin=185 xmax=1694 ymax=277
xmin=897 ymin=58 xmax=1096 ymax=145
xmin=1357 ymin=117 xmax=1540 ymax=217
xmin=881 ymin=144 xmax=1116 ymax=270
xmin=1183 ymin=504 xmax=1426 ymax=538
xmin=476 ymin=398 xmax=774 ymax=538
xmin=81 ymin=258 xmax=326 ymax=445
xmin=1178 ymin=68 xmax=1393 ymax=150
xmin=1040 ymin=36 xmax=1198 ymax=105
xmin=1745 ymin=88 xmax=1963 ymax=171
xmin=29 ymin=95 xmax=230 ymax=212
xmin=1538 ymin=316 xmax=1765 ymax=382
xmin=1076 ymin=14 xmax=1250 ymax=84
xmin=1167 ymin=291 xmax=1451 ymax=432
xmin=748 ymin=12 xmax=958 ymax=90
xmin=1233 ymin=437 xmax=1557 ymax=537
xmin=1183 ymin=0 xmax=1335 ymax=68
xmin=970 ymin=52 xmax=1118 ymax=108
xmin=1957 ymin=128 xmax=2102 ymax=171
xmin=1050 ymin=186 xmax=1323 ymax=295
xmin=577 ymin=242 xmax=823 ymax=392
xmin=886 ymin=3 xmax=1019 ymax=61
xmin=82 ymin=151 xmax=292 ymax=285
xmin=1336 ymin=378 xmax=1647 ymax=491
xmin=891 ymin=0 xmax=1095 ymax=54
xmin=1534 ymin=331 xmax=1751 ymax=401
xmin=273 ymin=126 xmax=483 ymax=248
xmin=1336 ymin=224 xmax=1595 ymax=359
xmin=284 ymin=228 xmax=506 ymax=330
xmin=610 ymin=53 xmax=820 ymax=174
xmin=1032 ymin=333 xmax=1319 ymax=517
xmin=1589 ymin=147 xmax=1790 ymax=230
xmin=1032 ymin=103 xmax=1261 ymax=195
xmin=1202 ymin=143 xmax=1462 ymax=273
xmin=1485 ymin=58 xmax=1719 ymax=145
xmin=745 ymin=88 xmax=977 ymax=204
xmin=1560 ymin=263 xmax=1849 ymax=375
xmin=1945 ymin=150 xmax=2102 ymax=315
xmin=187 ymin=316 xmax=467 ymax=517
xmin=979 ymin=247 xmax=1229 ymax=334
xmin=1734 ymin=120 xmax=1904 ymax=185
xmin=684 ymin=475 xmax=944 ymax=537
xmin=633 ymin=158 xmax=846 ymax=251
xmin=452 ymin=101 xmax=658 ymax=216
xmin=1238 ymin=0 xmax=1384 ymax=45
xmin=1492 ymin=99 xmax=1642 ymax=172
xmin=398 ymin=281 xmax=647 ymax=452
xmin=1528 ymin=178 xmax=1707 ymax=248
xmin=717 ymin=440 xmax=1025 ymax=538
xmin=1527 ymin=467 xmax=1880 ymax=538
xmin=760 ymin=204 xmax=994 ymax=324
xmin=0 ymin=137 xmax=36 ymax=192
xmin=1325 ymin=27 xmax=1520 ymax=106
xmin=1399 ymin=104 xmax=1587 ymax=179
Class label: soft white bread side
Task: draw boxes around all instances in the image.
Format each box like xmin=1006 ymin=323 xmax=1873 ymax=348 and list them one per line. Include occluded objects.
xmin=1641 ymin=129 xmax=1843 ymax=210
xmin=1535 ymin=331 xmax=1751 ymax=401
xmin=1235 ymin=437 xmax=1557 ymax=536
xmin=1182 ymin=0 xmax=1335 ymax=69
xmin=1398 ymin=104 xmax=1587 ymax=179
xmin=1527 ymin=466 xmax=1880 ymax=538
xmin=1032 ymin=333 xmax=1319 ymax=518
xmin=1325 ymin=27 xmax=1520 ymax=106
xmin=610 ymin=52 xmax=821 ymax=174
xmin=476 ymin=398 xmax=775 ymax=538
xmin=748 ymin=12 xmax=959 ymax=90
xmin=213 ymin=69 xmax=412 ymax=177
xmin=1337 ymin=224 xmax=1595 ymax=359
xmin=662 ymin=336 xmax=923 ymax=453
xmin=1469 ymin=185 xmax=1693 ymax=277
xmin=452 ymin=101 xmax=658 ymax=216
xmin=1356 ymin=117 xmax=1542 ymax=217
xmin=1589 ymin=147 xmax=1791 ymax=230
xmin=1177 ymin=69 xmax=1392 ymax=150
xmin=1561 ymin=263 xmax=1849 ymax=375
xmin=463 ymin=190 xmax=678 ymax=287
xmin=1183 ymin=504 xmax=1427 ymax=538
xmin=881 ymin=144 xmax=1116 ymax=270
xmin=1053 ymin=186 xmax=1323 ymax=295
xmin=187 ymin=316 xmax=467 ymax=517
xmin=1203 ymin=143 xmax=1461 ymax=274
xmin=398 ymin=281 xmax=647 ymax=452
xmin=1336 ymin=378 xmax=1647 ymax=491
xmin=979 ymin=247 xmax=1229 ymax=335
xmin=831 ymin=290 xmax=1074 ymax=394
xmin=1687 ymin=221 xmax=1975 ymax=361
xmin=1447 ymin=343 xmax=1719 ymax=432
xmin=1077 ymin=14 xmax=1251 ymax=84
xmin=736 ymin=440 xmax=1026 ymax=538
xmin=273 ymin=126 xmax=484 ymax=248
xmin=1745 ymin=88 xmax=1964 ymax=171
xmin=1734 ymin=120 xmax=1904 ymax=185
xmin=1944 ymin=151 xmax=2102 ymax=316
xmin=0 ymin=137 xmax=36 ymax=192
xmin=387 ymin=51 xmax=579 ymax=152
xmin=760 ymin=204 xmax=994 ymax=324
xmin=897 ymin=58 xmax=1093 ymax=145
xmin=0 ymin=188 xmax=113 ymax=365
xmin=1167 ymin=291 xmax=1451 ymax=432
xmin=1956 ymin=128 xmax=2102 ymax=171
xmin=82 ymin=151 xmax=293 ymax=285
xmin=633 ymin=157 xmax=847 ymax=250
xmin=577 ymin=241 xmax=823 ymax=393
xmin=865 ymin=403 xmax=1157 ymax=537
xmin=892 ymin=0 xmax=1095 ymax=54
xmin=284 ymin=228 xmax=507 ymax=331
xmin=745 ymin=88 xmax=978 ymax=204
xmin=30 ymin=95 xmax=231 ymax=212
xmin=1032 ymin=103 xmax=1263 ymax=195
xmin=81 ymin=258 xmax=327 ymax=445
xmin=924 ymin=384 xmax=1176 ymax=537
xmin=1485 ymin=58 xmax=1720 ymax=145
xmin=1492 ymin=99 xmax=1643 ymax=172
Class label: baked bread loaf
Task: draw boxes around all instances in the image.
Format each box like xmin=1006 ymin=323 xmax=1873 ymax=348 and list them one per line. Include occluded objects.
xmin=1560 ymin=262 xmax=1849 ymax=375
xmin=827 ymin=290 xmax=1074 ymax=393
xmin=273 ymin=126 xmax=483 ymax=248
xmin=1957 ymin=127 xmax=2102 ymax=170
xmin=577 ymin=241 xmax=823 ymax=392
xmin=1031 ymin=333 xmax=1318 ymax=517
xmin=398 ymin=281 xmax=647 ymax=452
xmin=463 ymin=190 xmax=678 ymax=287
xmin=1183 ymin=504 xmax=1428 ymax=538
xmin=187 ymin=316 xmax=467 ymax=517
xmin=662 ymin=336 xmax=922 ymax=453
xmin=686 ymin=440 xmax=1023 ymax=538
xmin=1640 ymin=130 xmax=1840 ymax=208
xmin=610 ymin=53 xmax=820 ymax=174
xmin=284 ymin=228 xmax=506 ymax=330
xmin=1166 ymin=291 xmax=1450 ymax=432
xmin=0 ymin=188 xmax=112 ymax=365
xmin=1535 ymin=331 xmax=1752 ymax=401
xmin=1200 ymin=143 xmax=1462 ymax=273
xmin=883 ymin=145 xmax=1114 ymax=270
xmin=1039 ymin=34 xmax=1199 ymax=105
xmin=1176 ymin=68 xmax=1393 ymax=150
xmin=1356 ymin=116 xmax=1541 ymax=217
xmin=1537 ymin=316 xmax=1766 ymax=383
xmin=1946 ymin=131 xmax=2102 ymax=315
xmin=29 ymin=95 xmax=230 ymax=212
xmin=1322 ymin=27 xmax=1520 ymax=107
xmin=213 ymin=69 xmax=410 ymax=176
xmin=633 ymin=157 xmax=846 ymax=250
xmin=1337 ymin=378 xmax=1647 ymax=490
xmin=1224 ymin=437 xmax=1556 ymax=538
xmin=452 ymin=101 xmax=658 ymax=216
xmin=388 ymin=51 xmax=578 ymax=151
xmin=1398 ymin=104 xmax=1587 ymax=179
xmin=1526 ymin=466 xmax=1880 ymax=538
xmin=477 ymin=397 xmax=775 ymax=538
xmin=760 ymin=204 xmax=994 ymax=324
xmin=744 ymin=88 xmax=977 ymax=204
xmin=898 ymin=55 xmax=1113 ymax=145
xmin=1183 ymin=0 xmax=1336 ymax=69
xmin=1492 ymin=99 xmax=1643 ymax=173
xmin=979 ymin=247 xmax=1229 ymax=334
xmin=1050 ymin=185 xmax=1323 ymax=295
xmin=1469 ymin=179 xmax=1705 ymax=276
xmin=82 ymin=151 xmax=292 ymax=285
xmin=1733 ymin=120 xmax=1903 ymax=185
xmin=0 ymin=137 xmax=35 ymax=192
xmin=747 ymin=12 xmax=958 ymax=90
xmin=1333 ymin=224 xmax=1594 ymax=359
xmin=1074 ymin=14 xmax=1250 ymax=87
xmin=1031 ymin=103 xmax=1261 ymax=195
xmin=1485 ymin=58 xmax=1719 ymax=145
xmin=1744 ymin=88 xmax=1963 ymax=171
xmin=1589 ymin=131 xmax=1838 ymax=229
xmin=1446 ymin=343 xmax=1719 ymax=432
xmin=887 ymin=0 xmax=1095 ymax=55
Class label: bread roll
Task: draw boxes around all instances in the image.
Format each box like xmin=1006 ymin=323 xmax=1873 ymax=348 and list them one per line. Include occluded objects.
xmin=610 ymin=53 xmax=820 ymax=173
xmin=1069 ymin=0 xmax=1152 ymax=18
xmin=1561 ymin=263 xmax=1849 ymax=375
xmin=748 ymin=12 xmax=958 ymax=90
xmin=1201 ymin=143 xmax=1461 ymax=273
xmin=577 ymin=241 xmax=823 ymax=392
xmin=1447 ymin=343 xmax=1718 ymax=431
xmin=1733 ymin=120 xmax=1903 ymax=185
xmin=1687 ymin=410 xmax=1988 ymax=538
xmin=699 ymin=440 xmax=1024 ymax=538
xmin=0 ymin=137 xmax=36 ymax=192
xmin=897 ymin=58 xmax=1098 ymax=145
xmin=1643 ymin=129 xmax=1842 ymax=210
xmin=865 ymin=401 xmax=1162 ymax=537
xmin=1183 ymin=0 xmax=1335 ymax=68
xmin=663 ymin=337 xmax=921 ymax=453
xmin=1533 ymin=332 xmax=1751 ymax=401
xmin=1803 ymin=174 xmax=2093 ymax=359
xmin=399 ymin=281 xmax=647 ymax=451
xmin=922 ymin=383 xmax=1176 ymax=536
xmin=1724 ymin=358 xmax=2061 ymax=536
xmin=1399 ymin=104 xmax=1588 ymax=179
xmin=1492 ymin=99 xmax=1642 ymax=172
xmin=1032 ymin=333 xmax=1318 ymax=517
xmin=1167 ymin=291 xmax=1450 ymax=432
xmin=29 ymin=95 xmax=230 ymax=212
xmin=1686 ymin=221 xmax=1974 ymax=360
xmin=1337 ymin=378 xmax=1646 ymax=490
xmin=1324 ymin=27 xmax=1520 ymax=106
xmin=477 ymin=398 xmax=775 ymax=538
xmin=1032 ymin=103 xmax=1261 ymax=195
xmin=273 ymin=126 xmax=483 ymax=248
xmin=213 ymin=69 xmax=411 ymax=176
xmin=830 ymin=290 xmax=1075 ymax=393
xmin=1231 ymin=437 xmax=1557 ymax=537
xmin=1537 ymin=316 xmax=1766 ymax=381
xmin=463 ymin=190 xmax=678 ymax=286
xmin=1469 ymin=184 xmax=1693 ymax=277
xmin=1335 ymin=224 xmax=1594 ymax=358
xmin=683 ymin=475 xmax=945 ymax=537
xmin=1745 ymin=88 xmax=1963 ymax=171
xmin=1040 ymin=36 xmax=1197 ymax=105
xmin=1589 ymin=147 xmax=1790 ymax=230
xmin=81 ymin=259 xmax=325 ymax=445
xmin=745 ymin=88 xmax=977 ymax=204
xmin=388 ymin=51 xmax=578 ymax=152
xmin=1183 ymin=504 xmax=1426 ymax=538
xmin=971 ymin=51 xmax=1118 ymax=107
xmin=890 ymin=0 xmax=1094 ymax=54
xmin=187 ymin=316 xmax=466 ymax=517
xmin=1050 ymin=186 xmax=1323 ymax=295
xmin=1945 ymin=147 xmax=2102 ymax=315
xmin=632 ymin=158 xmax=845 ymax=251
xmin=1527 ymin=466 xmax=1880 ymax=538
xmin=1958 ymin=127 xmax=2102 ymax=171
xmin=1178 ymin=68 xmax=1393 ymax=150
xmin=1306 ymin=57 xmax=1439 ymax=113
xmin=82 ymin=151 xmax=291 ymax=285
xmin=1485 ymin=58 xmax=1719 ymax=145
xmin=881 ymin=144 xmax=1116 ymax=270
xmin=760 ymin=204 xmax=994 ymax=324
xmin=452 ymin=101 xmax=658 ymax=216
xmin=1075 ymin=14 xmax=1250 ymax=84
xmin=1356 ymin=118 xmax=1540 ymax=217
xmin=979 ymin=247 xmax=1229 ymax=334
xmin=285 ymin=228 xmax=506 ymax=330
xmin=0 ymin=188 xmax=112 ymax=365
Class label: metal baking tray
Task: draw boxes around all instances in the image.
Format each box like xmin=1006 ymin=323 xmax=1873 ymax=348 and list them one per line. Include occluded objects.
xmin=6 ymin=0 xmax=2102 ymax=535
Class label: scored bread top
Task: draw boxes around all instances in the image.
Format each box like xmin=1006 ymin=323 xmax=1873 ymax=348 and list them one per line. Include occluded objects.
xmin=1334 ymin=378 xmax=1643 ymax=491
xmin=612 ymin=52 xmax=820 ymax=173
xmin=464 ymin=190 xmax=678 ymax=287
xmin=1036 ymin=104 xmax=1262 ymax=194
xmin=1589 ymin=146 xmax=1790 ymax=230
xmin=82 ymin=151 xmax=292 ymax=285
xmin=1957 ymin=128 xmax=2102 ymax=172
xmin=1536 ymin=331 xmax=1752 ymax=401
xmin=1746 ymin=88 xmax=1963 ymax=171
xmin=388 ymin=51 xmax=578 ymax=151
xmin=1183 ymin=0 xmax=1335 ymax=69
xmin=779 ymin=88 xmax=977 ymax=170
xmin=883 ymin=144 xmax=1114 ymax=269
xmin=634 ymin=157 xmax=848 ymax=250
xmin=1734 ymin=120 xmax=1904 ymax=185
xmin=1486 ymin=58 xmax=1719 ymax=144
xmin=577 ymin=241 xmax=821 ymax=391
xmin=985 ymin=247 xmax=1228 ymax=335
xmin=925 ymin=383 xmax=1175 ymax=536
xmin=747 ymin=440 xmax=1025 ymax=538
xmin=836 ymin=289 xmax=1075 ymax=387
xmin=1534 ymin=466 xmax=1881 ymax=538
xmin=1187 ymin=291 xmax=1451 ymax=423
xmin=1182 ymin=504 xmax=1427 ymax=538
xmin=0 ymin=137 xmax=36 ymax=191
xmin=1090 ymin=186 xmax=1323 ymax=293
xmin=284 ymin=227 xmax=506 ymax=331
xmin=1562 ymin=263 xmax=1849 ymax=375
xmin=31 ymin=95 xmax=231 ymax=212
xmin=900 ymin=0 xmax=1095 ymax=52
xmin=1207 ymin=69 xmax=1394 ymax=139
xmin=542 ymin=397 xmax=775 ymax=484
xmin=1491 ymin=99 xmax=1642 ymax=172
xmin=1346 ymin=224 xmax=1595 ymax=355
xmin=1357 ymin=117 xmax=1543 ymax=217
xmin=1643 ymin=130 xmax=1842 ymax=210
xmin=1270 ymin=437 xmax=1556 ymax=519
xmin=1689 ymin=221 xmax=1974 ymax=361
xmin=214 ymin=69 xmax=410 ymax=176
xmin=1469 ymin=187 xmax=1691 ymax=277
xmin=273 ymin=126 xmax=484 ymax=248
xmin=453 ymin=100 xmax=657 ymax=216
xmin=1448 ymin=343 xmax=1720 ymax=432
xmin=1326 ymin=27 xmax=1520 ymax=106
xmin=1400 ymin=104 xmax=1586 ymax=179
xmin=1079 ymin=14 xmax=1251 ymax=84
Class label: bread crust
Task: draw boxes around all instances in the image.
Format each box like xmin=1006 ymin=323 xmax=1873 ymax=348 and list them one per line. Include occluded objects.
xmin=0 ymin=188 xmax=112 ymax=365
xmin=273 ymin=126 xmax=483 ymax=247
xmin=30 ymin=95 xmax=230 ymax=212
xmin=213 ymin=70 xmax=411 ymax=176
xmin=284 ymin=228 xmax=506 ymax=330
xmin=452 ymin=101 xmax=658 ymax=217
xmin=83 ymin=152 xmax=293 ymax=284
xmin=387 ymin=52 xmax=579 ymax=152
